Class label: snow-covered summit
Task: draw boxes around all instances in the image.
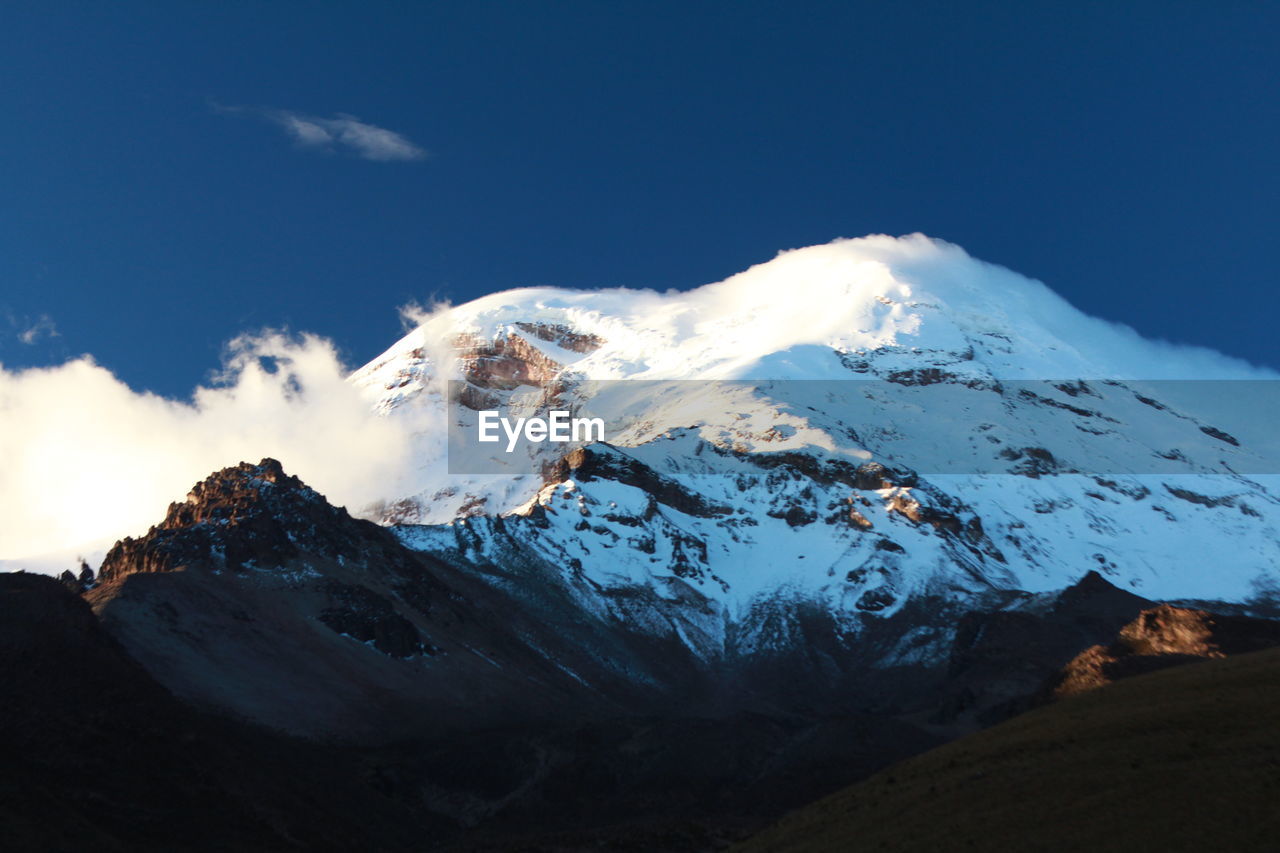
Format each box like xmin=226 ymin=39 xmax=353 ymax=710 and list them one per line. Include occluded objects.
xmin=352 ymin=235 xmax=1280 ymax=652
xmin=356 ymin=234 xmax=1274 ymax=388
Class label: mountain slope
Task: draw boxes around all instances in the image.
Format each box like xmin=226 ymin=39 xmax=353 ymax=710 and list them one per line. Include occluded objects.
xmin=0 ymin=572 xmax=440 ymax=852
xmin=84 ymin=458 xmax=1173 ymax=743
xmin=19 ymin=457 xmax=1278 ymax=851
xmin=734 ymin=645 xmax=1280 ymax=853
xmin=4 ymin=567 xmax=949 ymax=852
xmin=87 ymin=459 xmax=718 ymax=739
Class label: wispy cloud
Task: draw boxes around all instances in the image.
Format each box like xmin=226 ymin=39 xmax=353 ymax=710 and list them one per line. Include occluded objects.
xmin=3 ymin=311 xmax=59 ymax=346
xmin=219 ymin=104 xmax=427 ymax=162
xmin=18 ymin=315 xmax=58 ymax=345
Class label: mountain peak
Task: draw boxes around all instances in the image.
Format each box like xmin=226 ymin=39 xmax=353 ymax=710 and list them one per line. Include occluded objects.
xmin=167 ymin=458 xmax=320 ymax=527
xmin=97 ymin=458 xmax=361 ymax=583
xmin=339 ymin=234 xmax=1280 ymax=619
xmin=356 ymin=235 xmax=1275 ymax=391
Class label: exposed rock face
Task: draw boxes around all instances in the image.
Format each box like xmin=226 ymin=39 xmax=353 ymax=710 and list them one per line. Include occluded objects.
xmin=447 ymin=323 xmax=606 ymax=411
xmin=456 ymin=330 xmax=562 ymax=390
xmin=1046 ymin=603 xmax=1280 ymax=698
xmin=454 ymin=323 xmax=603 ymax=393
xmin=544 ymin=445 xmax=734 ymax=519
xmin=513 ymin=321 xmax=605 ymax=353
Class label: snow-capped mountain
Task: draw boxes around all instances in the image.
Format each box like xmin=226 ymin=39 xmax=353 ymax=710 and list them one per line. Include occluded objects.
xmin=75 ymin=236 xmax=1280 ymax=747
xmin=349 ymin=234 xmax=1280 ymax=669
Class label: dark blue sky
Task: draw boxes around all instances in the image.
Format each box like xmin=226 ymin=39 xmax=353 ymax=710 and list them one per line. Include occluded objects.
xmin=3 ymin=1 xmax=1277 ymax=396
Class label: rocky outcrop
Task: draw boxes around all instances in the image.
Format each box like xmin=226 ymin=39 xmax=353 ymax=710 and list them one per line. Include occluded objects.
xmin=455 ymin=330 xmax=562 ymax=390
xmin=56 ymin=560 xmax=94 ymax=593
xmin=513 ymin=321 xmax=605 ymax=353
xmin=1046 ymin=603 xmax=1280 ymax=699
xmin=317 ymin=580 xmax=432 ymax=658
xmin=99 ymin=458 xmax=414 ymax=582
xmin=454 ymin=322 xmax=602 ymax=394
xmin=928 ymin=571 xmax=1154 ymax=730
xmin=545 ymin=445 xmax=734 ymax=518
xmin=448 ymin=323 xmax=605 ymax=413
xmin=94 ymin=460 xmax=450 ymax=668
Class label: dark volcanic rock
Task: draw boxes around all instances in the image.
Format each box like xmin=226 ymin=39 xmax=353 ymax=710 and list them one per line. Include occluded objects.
xmin=318 ymin=580 xmax=432 ymax=658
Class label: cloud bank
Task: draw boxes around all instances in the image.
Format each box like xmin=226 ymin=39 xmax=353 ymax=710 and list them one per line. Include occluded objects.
xmin=0 ymin=332 xmax=420 ymax=570
xmin=221 ymin=104 xmax=427 ymax=161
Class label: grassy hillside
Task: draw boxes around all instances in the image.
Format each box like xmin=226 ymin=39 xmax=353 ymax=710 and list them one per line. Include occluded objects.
xmin=737 ymin=647 xmax=1280 ymax=853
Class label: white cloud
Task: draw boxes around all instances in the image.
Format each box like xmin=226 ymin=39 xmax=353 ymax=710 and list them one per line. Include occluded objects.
xmin=220 ymin=104 xmax=427 ymax=161
xmin=3 ymin=311 xmax=59 ymax=346
xmin=0 ymin=332 xmax=423 ymax=566
xmin=17 ymin=314 xmax=58 ymax=345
